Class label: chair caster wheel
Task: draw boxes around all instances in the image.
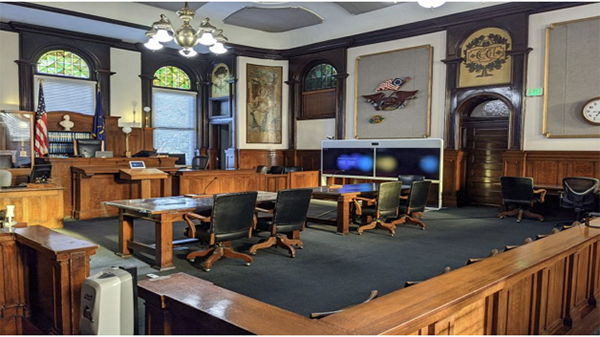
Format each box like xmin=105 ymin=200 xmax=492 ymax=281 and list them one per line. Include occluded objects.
xmin=189 ymin=259 xmax=195 ymax=263
xmin=245 ymin=263 xmax=251 ymax=266
xmin=517 ymin=220 xmax=521 ymax=223
xmin=499 ymin=216 xmax=504 ymax=219
xmin=421 ymin=228 xmax=425 ymax=230
xmin=291 ymin=254 xmax=296 ymax=258
xmin=203 ymin=268 xmax=210 ymax=272
xmin=390 ymin=234 xmax=394 ymax=237
xmin=357 ymin=232 xmax=362 ymax=235
xmin=249 ymin=252 xmax=256 ymax=256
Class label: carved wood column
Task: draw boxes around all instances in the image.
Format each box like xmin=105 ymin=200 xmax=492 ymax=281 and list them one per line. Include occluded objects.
xmin=96 ymin=69 xmax=115 ymax=115
xmin=285 ymin=78 xmax=300 ymax=149
xmin=440 ymin=58 xmax=462 ymax=150
xmin=140 ymin=73 xmax=154 ymax=129
xmin=334 ymin=73 xmax=349 ymax=140
xmin=15 ymin=60 xmax=36 ymax=111
xmin=199 ymin=81 xmax=210 ymax=153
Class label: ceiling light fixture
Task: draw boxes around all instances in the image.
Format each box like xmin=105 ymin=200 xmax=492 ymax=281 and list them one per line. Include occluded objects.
xmin=144 ymin=2 xmax=228 ymax=57
xmin=418 ymin=0 xmax=446 ymax=9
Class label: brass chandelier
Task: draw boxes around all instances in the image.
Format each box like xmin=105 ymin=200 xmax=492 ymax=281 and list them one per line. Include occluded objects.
xmin=144 ymin=2 xmax=228 ymax=57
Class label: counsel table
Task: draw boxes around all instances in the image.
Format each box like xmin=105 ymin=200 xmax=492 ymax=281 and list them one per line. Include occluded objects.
xmin=105 ymin=191 xmax=277 ymax=270
xmin=308 ymin=183 xmax=409 ymax=234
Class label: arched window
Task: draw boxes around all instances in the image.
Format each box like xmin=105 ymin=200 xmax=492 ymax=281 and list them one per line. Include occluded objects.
xmin=152 ymin=66 xmax=196 ymax=164
xmin=153 ymin=66 xmax=191 ymax=90
xmin=304 ymin=64 xmax=337 ymax=91
xmin=35 ymin=49 xmax=96 ymax=115
xmin=300 ymin=63 xmax=337 ymax=119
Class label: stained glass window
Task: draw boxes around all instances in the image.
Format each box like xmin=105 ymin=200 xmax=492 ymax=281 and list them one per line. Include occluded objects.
xmin=153 ymin=66 xmax=191 ymax=90
xmin=37 ymin=50 xmax=90 ymax=78
xmin=471 ymin=100 xmax=510 ymax=117
xmin=304 ymin=64 xmax=337 ymax=91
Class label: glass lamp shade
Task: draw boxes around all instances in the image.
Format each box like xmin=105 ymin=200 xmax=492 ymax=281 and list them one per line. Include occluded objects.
xmin=198 ymin=32 xmax=217 ymax=46
xmin=144 ymin=38 xmax=163 ymax=50
xmin=122 ymin=126 xmax=132 ymax=134
xmin=179 ymin=48 xmax=198 ymax=57
xmin=418 ymin=0 xmax=446 ymax=8
xmin=209 ymin=42 xmax=227 ymax=54
xmin=154 ymin=29 xmax=173 ymax=43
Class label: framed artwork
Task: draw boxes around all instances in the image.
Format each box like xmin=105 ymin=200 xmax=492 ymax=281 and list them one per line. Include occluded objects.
xmin=246 ymin=64 xmax=282 ymax=144
xmin=355 ymin=45 xmax=432 ymax=139
xmin=211 ymin=63 xmax=230 ymax=98
xmin=458 ymin=27 xmax=512 ymax=88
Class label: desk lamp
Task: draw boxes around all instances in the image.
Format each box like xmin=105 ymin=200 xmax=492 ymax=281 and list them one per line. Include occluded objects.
xmin=122 ymin=127 xmax=132 ymax=158
xmin=3 ymin=205 xmax=16 ymax=229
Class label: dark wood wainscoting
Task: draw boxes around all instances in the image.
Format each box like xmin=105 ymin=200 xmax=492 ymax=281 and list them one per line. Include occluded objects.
xmin=284 ymin=150 xmax=321 ymax=171
xmin=237 ymin=149 xmax=285 ymax=170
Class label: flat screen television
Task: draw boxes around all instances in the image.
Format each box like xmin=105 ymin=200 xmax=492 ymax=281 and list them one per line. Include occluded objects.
xmin=321 ymin=147 xmax=374 ymax=177
xmin=375 ymin=147 xmax=441 ymax=180
xmin=168 ymin=153 xmax=186 ymax=165
xmin=75 ymin=139 xmax=104 ymax=158
xmin=30 ymin=163 xmax=52 ymax=183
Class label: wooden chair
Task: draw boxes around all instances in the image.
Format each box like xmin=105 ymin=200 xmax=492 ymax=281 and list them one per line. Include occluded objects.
xmin=352 ymin=181 xmax=403 ymax=236
xmin=465 ymin=249 xmax=499 ymax=265
xmin=309 ymin=290 xmax=379 ymax=319
xmin=249 ymin=188 xmax=313 ymax=258
xmin=498 ymin=176 xmax=546 ymax=222
xmin=182 ymin=191 xmax=258 ymax=272
xmin=404 ymin=266 xmax=452 ymax=288
xmin=504 ymin=237 xmax=533 ymax=252
xmin=392 ymin=180 xmax=432 ymax=230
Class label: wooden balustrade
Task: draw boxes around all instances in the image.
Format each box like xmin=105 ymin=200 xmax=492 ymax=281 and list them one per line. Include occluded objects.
xmin=139 ymin=223 xmax=600 ymax=335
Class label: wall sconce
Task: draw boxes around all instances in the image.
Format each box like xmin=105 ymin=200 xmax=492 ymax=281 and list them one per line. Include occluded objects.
xmin=122 ymin=127 xmax=132 ymax=158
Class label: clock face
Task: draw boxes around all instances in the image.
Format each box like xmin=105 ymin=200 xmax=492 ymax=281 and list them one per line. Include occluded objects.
xmin=582 ymin=97 xmax=600 ymax=125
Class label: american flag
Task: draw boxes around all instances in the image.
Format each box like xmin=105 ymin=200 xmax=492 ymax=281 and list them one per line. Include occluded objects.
xmin=375 ymin=77 xmax=410 ymax=92
xmin=34 ymin=81 xmax=49 ymax=157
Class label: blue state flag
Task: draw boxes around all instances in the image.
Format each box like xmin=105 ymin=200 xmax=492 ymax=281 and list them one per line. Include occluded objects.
xmin=92 ymin=89 xmax=106 ymax=144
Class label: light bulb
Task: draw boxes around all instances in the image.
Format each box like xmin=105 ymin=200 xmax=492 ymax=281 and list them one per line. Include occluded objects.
xmin=144 ymin=38 xmax=163 ymax=50
xmin=209 ymin=42 xmax=227 ymax=54
xmin=198 ymin=32 xmax=217 ymax=46
xmin=179 ymin=48 xmax=198 ymax=57
xmin=417 ymin=0 xmax=445 ymax=9
xmin=154 ymin=29 xmax=173 ymax=43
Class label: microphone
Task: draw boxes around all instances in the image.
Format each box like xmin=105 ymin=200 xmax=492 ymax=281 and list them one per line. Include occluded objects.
xmin=203 ymin=177 xmax=218 ymax=195
xmin=329 ymin=169 xmax=345 ymax=188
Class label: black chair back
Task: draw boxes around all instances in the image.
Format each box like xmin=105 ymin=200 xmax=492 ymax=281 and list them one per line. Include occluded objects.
xmin=211 ymin=191 xmax=258 ymax=241
xmin=192 ymin=155 xmax=209 ymax=170
xmin=377 ymin=182 xmax=403 ymax=217
xmin=270 ymin=166 xmax=285 ymax=174
xmin=407 ymin=180 xmax=432 ymax=212
xmin=284 ymin=166 xmax=304 ymax=173
xmin=256 ymin=165 xmax=269 ymax=174
xmin=272 ymin=188 xmax=313 ymax=233
xmin=562 ymin=177 xmax=599 ymax=209
xmin=500 ymin=176 xmax=534 ymax=205
xmin=398 ymin=175 xmax=425 ymax=186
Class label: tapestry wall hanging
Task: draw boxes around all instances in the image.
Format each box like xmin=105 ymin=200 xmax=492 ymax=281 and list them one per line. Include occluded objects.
xmin=246 ymin=64 xmax=283 ymax=144
xmin=543 ymin=16 xmax=600 ymax=138
xmin=211 ymin=63 xmax=230 ymax=98
xmin=458 ymin=27 xmax=512 ymax=88
xmin=355 ymin=45 xmax=432 ymax=139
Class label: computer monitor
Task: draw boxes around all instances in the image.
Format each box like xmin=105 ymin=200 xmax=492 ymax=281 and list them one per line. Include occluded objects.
xmin=74 ymin=139 xmax=104 ymax=158
xmin=168 ymin=153 xmax=186 ymax=165
xmin=0 ymin=155 xmax=12 ymax=168
xmin=30 ymin=163 xmax=52 ymax=183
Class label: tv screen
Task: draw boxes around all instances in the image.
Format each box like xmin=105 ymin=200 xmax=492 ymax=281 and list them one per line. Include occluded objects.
xmin=30 ymin=163 xmax=52 ymax=183
xmin=322 ymin=148 xmax=374 ymax=176
xmin=76 ymin=139 xmax=103 ymax=158
xmin=375 ymin=148 xmax=441 ymax=180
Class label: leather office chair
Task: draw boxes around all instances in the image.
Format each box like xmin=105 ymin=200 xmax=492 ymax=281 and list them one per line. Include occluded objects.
xmin=397 ymin=175 xmax=424 ymax=196
xmin=256 ymin=165 xmax=269 ymax=174
xmin=269 ymin=166 xmax=285 ymax=174
xmin=249 ymin=188 xmax=313 ymax=258
xmin=309 ymin=290 xmax=379 ymax=319
xmin=393 ymin=180 xmax=432 ymax=230
xmin=560 ymin=177 xmax=599 ymax=222
xmin=191 ymin=155 xmax=209 ymax=170
xmin=0 ymin=170 xmax=12 ymax=187
xmin=352 ymin=181 xmax=403 ymax=236
xmin=498 ymin=176 xmax=546 ymax=222
xmin=182 ymin=191 xmax=258 ymax=271
xmin=284 ymin=166 xmax=304 ymax=173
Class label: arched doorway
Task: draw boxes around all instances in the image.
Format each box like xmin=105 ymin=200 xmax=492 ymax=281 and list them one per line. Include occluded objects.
xmin=459 ymin=96 xmax=511 ymax=206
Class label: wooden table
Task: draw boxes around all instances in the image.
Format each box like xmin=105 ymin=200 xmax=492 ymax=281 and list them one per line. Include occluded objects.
xmin=0 ymin=185 xmax=64 ymax=228
xmin=119 ymin=168 xmax=168 ymax=199
xmin=104 ymin=191 xmax=277 ymax=271
xmin=308 ymin=183 xmax=409 ymax=234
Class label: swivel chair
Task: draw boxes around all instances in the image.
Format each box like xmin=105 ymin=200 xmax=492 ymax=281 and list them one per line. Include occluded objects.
xmin=560 ymin=177 xmax=599 ymax=223
xmin=191 ymin=155 xmax=209 ymax=170
xmin=393 ymin=180 xmax=432 ymax=230
xmin=498 ymin=176 xmax=546 ymax=222
xmin=0 ymin=170 xmax=12 ymax=187
xmin=352 ymin=181 xmax=403 ymax=236
xmin=256 ymin=165 xmax=269 ymax=174
xmin=249 ymin=188 xmax=313 ymax=258
xmin=182 ymin=191 xmax=257 ymax=271
xmin=269 ymin=166 xmax=285 ymax=174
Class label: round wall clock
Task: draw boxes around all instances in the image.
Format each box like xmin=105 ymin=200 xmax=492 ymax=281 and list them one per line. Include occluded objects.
xmin=582 ymin=97 xmax=600 ymax=125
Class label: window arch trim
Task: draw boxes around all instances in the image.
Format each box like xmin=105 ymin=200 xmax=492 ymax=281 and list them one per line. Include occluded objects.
xmin=36 ymin=49 xmax=92 ymax=79
xmin=153 ymin=65 xmax=193 ymax=90
xmin=303 ymin=62 xmax=338 ymax=92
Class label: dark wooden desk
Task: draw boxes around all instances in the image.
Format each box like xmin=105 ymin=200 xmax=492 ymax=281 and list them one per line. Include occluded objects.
xmin=105 ymin=191 xmax=277 ymax=271
xmin=308 ymin=183 xmax=409 ymax=234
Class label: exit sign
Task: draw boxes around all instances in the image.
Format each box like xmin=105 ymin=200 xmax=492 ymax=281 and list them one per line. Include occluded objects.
xmin=527 ymin=88 xmax=544 ymax=97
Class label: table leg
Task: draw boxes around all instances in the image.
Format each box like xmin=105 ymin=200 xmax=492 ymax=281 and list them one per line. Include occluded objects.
xmin=336 ymin=195 xmax=351 ymax=234
xmin=117 ymin=210 xmax=133 ymax=257
xmin=140 ymin=179 xmax=152 ymax=199
xmin=154 ymin=215 xmax=175 ymax=270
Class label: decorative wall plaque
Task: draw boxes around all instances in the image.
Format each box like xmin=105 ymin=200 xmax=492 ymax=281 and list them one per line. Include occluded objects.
xmin=458 ymin=27 xmax=512 ymax=88
xmin=211 ymin=63 xmax=230 ymax=98
xmin=246 ymin=64 xmax=282 ymax=144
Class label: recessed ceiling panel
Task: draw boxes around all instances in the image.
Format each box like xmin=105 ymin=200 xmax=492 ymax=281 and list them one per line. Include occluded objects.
xmin=335 ymin=2 xmax=400 ymax=15
xmin=139 ymin=2 xmax=207 ymax=13
xmin=224 ymin=6 xmax=323 ymax=33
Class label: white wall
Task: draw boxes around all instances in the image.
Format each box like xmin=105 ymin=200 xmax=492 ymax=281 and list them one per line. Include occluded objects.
xmin=346 ymin=31 xmax=447 ymax=140
xmin=297 ymin=118 xmax=336 ymax=149
xmin=525 ymin=3 xmax=600 ymax=151
xmin=110 ymin=48 xmax=142 ymax=128
xmin=0 ymin=31 xmax=19 ymax=111
xmin=237 ymin=56 xmax=289 ymax=150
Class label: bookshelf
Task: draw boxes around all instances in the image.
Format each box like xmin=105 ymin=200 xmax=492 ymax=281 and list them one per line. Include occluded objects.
xmin=48 ymin=131 xmax=93 ymax=157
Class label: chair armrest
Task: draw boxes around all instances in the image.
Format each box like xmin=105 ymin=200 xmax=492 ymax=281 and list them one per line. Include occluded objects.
xmin=399 ymin=195 xmax=408 ymax=201
xmin=353 ymin=196 xmax=377 ymax=203
xmin=182 ymin=212 xmax=211 ymax=238
xmin=255 ymin=207 xmax=274 ymax=214
xmin=533 ymin=189 xmax=547 ymax=203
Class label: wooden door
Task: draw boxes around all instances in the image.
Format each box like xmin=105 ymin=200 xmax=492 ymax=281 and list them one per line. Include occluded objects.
xmin=462 ymin=117 xmax=508 ymax=206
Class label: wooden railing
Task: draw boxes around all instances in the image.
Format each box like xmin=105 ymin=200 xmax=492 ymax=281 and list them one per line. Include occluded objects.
xmin=139 ymin=223 xmax=600 ymax=335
